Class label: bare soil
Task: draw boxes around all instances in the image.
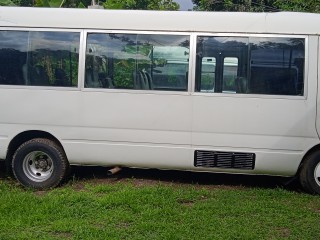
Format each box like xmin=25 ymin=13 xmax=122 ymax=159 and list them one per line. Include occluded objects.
xmin=0 ymin=161 xmax=302 ymax=192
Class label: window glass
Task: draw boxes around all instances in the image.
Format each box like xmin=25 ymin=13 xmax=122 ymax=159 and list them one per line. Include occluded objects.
xmin=27 ymin=31 xmax=80 ymax=87
xmin=196 ymin=36 xmax=305 ymax=96
xmin=250 ymin=37 xmax=304 ymax=95
xmin=0 ymin=31 xmax=28 ymax=85
xmin=196 ymin=36 xmax=248 ymax=93
xmin=223 ymin=57 xmax=238 ymax=93
xmin=200 ymin=57 xmax=216 ymax=92
xmin=0 ymin=31 xmax=80 ymax=87
xmin=85 ymin=33 xmax=190 ymax=91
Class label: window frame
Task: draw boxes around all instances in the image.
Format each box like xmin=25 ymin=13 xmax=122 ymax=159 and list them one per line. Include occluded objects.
xmin=192 ymin=32 xmax=308 ymax=100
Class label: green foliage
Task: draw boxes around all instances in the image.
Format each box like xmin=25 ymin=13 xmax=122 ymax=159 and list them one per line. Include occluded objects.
xmin=11 ymin=0 xmax=33 ymax=6
xmin=77 ymin=1 xmax=85 ymax=8
xmin=10 ymin=0 xmax=92 ymax=8
xmin=192 ymin=0 xmax=277 ymax=11
xmin=49 ymin=0 xmax=64 ymax=7
xmin=0 ymin=0 xmax=16 ymax=6
xmin=8 ymin=0 xmax=319 ymax=12
xmin=192 ymin=0 xmax=320 ymax=12
xmin=104 ymin=0 xmax=179 ymax=10
xmin=60 ymin=0 xmax=92 ymax=8
xmin=34 ymin=0 xmax=50 ymax=7
xmin=274 ymin=0 xmax=320 ymax=13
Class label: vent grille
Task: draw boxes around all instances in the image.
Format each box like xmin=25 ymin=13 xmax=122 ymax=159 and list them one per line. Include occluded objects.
xmin=194 ymin=150 xmax=255 ymax=170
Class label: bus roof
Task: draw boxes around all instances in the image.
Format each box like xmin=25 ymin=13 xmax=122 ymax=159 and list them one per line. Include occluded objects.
xmin=0 ymin=7 xmax=319 ymax=35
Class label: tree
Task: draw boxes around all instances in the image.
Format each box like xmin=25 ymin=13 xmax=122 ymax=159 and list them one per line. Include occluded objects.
xmin=104 ymin=0 xmax=180 ymax=10
xmin=192 ymin=0 xmax=277 ymax=12
xmin=59 ymin=0 xmax=91 ymax=8
xmin=192 ymin=0 xmax=320 ymax=13
xmin=6 ymin=0 xmax=179 ymax=10
xmin=0 ymin=0 xmax=16 ymax=6
xmin=274 ymin=0 xmax=320 ymax=13
xmin=16 ymin=0 xmax=33 ymax=6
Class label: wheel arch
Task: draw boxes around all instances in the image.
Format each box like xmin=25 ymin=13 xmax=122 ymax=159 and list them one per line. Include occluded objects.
xmin=298 ymin=144 xmax=320 ymax=174
xmin=5 ymin=130 xmax=66 ymax=173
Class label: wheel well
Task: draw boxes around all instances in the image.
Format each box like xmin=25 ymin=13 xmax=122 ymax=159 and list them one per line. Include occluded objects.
xmin=5 ymin=131 xmax=65 ymax=173
xmin=298 ymin=144 xmax=320 ymax=174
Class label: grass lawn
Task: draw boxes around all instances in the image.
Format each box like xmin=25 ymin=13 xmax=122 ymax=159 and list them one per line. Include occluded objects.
xmin=0 ymin=166 xmax=319 ymax=240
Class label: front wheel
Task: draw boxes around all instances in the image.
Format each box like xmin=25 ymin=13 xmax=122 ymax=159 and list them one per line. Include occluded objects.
xmin=299 ymin=151 xmax=320 ymax=195
xmin=12 ymin=138 xmax=68 ymax=189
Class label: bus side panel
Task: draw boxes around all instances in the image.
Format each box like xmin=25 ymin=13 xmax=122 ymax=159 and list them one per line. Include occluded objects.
xmin=0 ymin=89 xmax=193 ymax=169
xmin=64 ymin=91 xmax=192 ymax=169
xmin=63 ymin=141 xmax=192 ymax=169
xmin=0 ymin=134 xmax=7 ymax=160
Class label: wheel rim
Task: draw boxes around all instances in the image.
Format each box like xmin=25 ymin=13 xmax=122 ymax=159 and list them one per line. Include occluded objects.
xmin=315 ymin=162 xmax=320 ymax=186
xmin=22 ymin=151 xmax=54 ymax=182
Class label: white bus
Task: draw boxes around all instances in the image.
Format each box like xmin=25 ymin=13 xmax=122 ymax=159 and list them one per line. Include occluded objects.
xmin=0 ymin=7 xmax=320 ymax=194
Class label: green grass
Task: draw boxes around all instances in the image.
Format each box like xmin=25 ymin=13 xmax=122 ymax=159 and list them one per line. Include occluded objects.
xmin=0 ymin=175 xmax=319 ymax=240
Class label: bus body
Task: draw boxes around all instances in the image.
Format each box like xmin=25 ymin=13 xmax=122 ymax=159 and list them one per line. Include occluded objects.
xmin=0 ymin=7 xmax=320 ymax=193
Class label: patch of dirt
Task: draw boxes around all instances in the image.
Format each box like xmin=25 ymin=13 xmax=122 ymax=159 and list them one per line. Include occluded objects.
xmin=0 ymin=162 xmax=301 ymax=192
xmin=66 ymin=166 xmax=295 ymax=191
xmin=93 ymin=222 xmax=106 ymax=229
xmin=177 ymin=199 xmax=195 ymax=207
xmin=306 ymin=203 xmax=320 ymax=214
xmin=51 ymin=231 xmax=73 ymax=239
xmin=34 ymin=190 xmax=47 ymax=196
xmin=275 ymin=228 xmax=291 ymax=238
xmin=116 ymin=222 xmax=131 ymax=229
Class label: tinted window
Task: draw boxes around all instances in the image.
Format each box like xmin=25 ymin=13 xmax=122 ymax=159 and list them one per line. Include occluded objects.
xmin=0 ymin=31 xmax=28 ymax=85
xmin=85 ymin=33 xmax=190 ymax=91
xmin=0 ymin=31 xmax=80 ymax=87
xmin=250 ymin=38 xmax=304 ymax=95
xmin=196 ymin=36 xmax=305 ymax=96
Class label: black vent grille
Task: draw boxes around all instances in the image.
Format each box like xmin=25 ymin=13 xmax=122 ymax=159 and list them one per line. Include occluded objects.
xmin=194 ymin=150 xmax=255 ymax=170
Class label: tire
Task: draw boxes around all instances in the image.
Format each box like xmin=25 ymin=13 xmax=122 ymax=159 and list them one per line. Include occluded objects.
xmin=299 ymin=151 xmax=320 ymax=195
xmin=12 ymin=138 xmax=68 ymax=190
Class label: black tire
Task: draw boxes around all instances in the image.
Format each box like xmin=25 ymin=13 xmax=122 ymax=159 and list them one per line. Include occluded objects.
xmin=12 ymin=138 xmax=69 ymax=190
xmin=299 ymin=151 xmax=320 ymax=195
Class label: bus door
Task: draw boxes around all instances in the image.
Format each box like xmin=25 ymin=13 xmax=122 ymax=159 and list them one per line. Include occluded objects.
xmin=191 ymin=35 xmax=319 ymax=176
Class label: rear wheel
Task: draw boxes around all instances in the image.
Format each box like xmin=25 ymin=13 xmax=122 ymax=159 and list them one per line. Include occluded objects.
xmin=299 ymin=151 xmax=320 ymax=195
xmin=12 ymin=138 xmax=68 ymax=189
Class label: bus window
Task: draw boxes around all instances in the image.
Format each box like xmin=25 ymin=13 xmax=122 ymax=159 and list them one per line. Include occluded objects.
xmin=85 ymin=33 xmax=189 ymax=91
xmin=27 ymin=31 xmax=80 ymax=87
xmin=196 ymin=36 xmax=248 ymax=93
xmin=250 ymin=37 xmax=305 ymax=96
xmin=0 ymin=31 xmax=80 ymax=87
xmin=0 ymin=31 xmax=28 ymax=85
xmin=152 ymin=45 xmax=189 ymax=91
xmin=196 ymin=36 xmax=305 ymax=96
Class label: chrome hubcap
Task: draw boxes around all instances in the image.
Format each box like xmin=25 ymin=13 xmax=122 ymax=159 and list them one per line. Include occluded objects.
xmin=315 ymin=162 xmax=320 ymax=186
xmin=23 ymin=151 xmax=54 ymax=182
